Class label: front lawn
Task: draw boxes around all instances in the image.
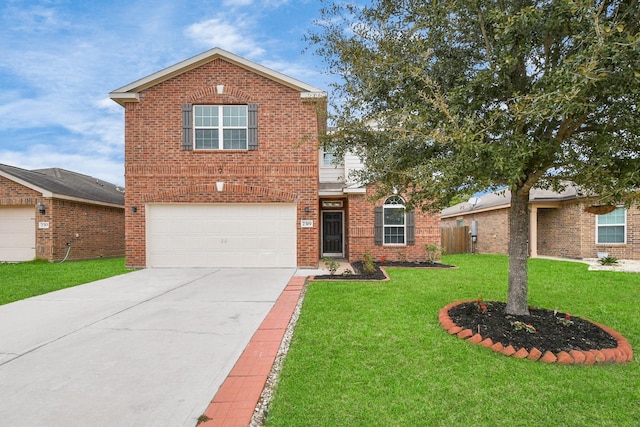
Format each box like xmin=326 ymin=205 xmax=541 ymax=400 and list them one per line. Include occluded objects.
xmin=0 ymin=258 xmax=130 ymax=306
xmin=264 ymin=254 xmax=639 ymax=426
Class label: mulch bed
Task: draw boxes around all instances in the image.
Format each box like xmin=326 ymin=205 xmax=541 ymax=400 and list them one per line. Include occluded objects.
xmin=440 ymin=300 xmax=633 ymax=365
xmin=311 ymin=260 xmax=455 ymax=281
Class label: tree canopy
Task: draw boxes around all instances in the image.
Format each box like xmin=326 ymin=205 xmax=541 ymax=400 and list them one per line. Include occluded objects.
xmin=309 ymin=0 xmax=640 ymax=314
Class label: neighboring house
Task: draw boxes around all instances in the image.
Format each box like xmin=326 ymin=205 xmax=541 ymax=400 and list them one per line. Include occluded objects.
xmin=0 ymin=164 xmax=125 ymax=262
xmin=109 ymin=47 xmax=440 ymax=269
xmin=441 ymin=185 xmax=640 ymax=260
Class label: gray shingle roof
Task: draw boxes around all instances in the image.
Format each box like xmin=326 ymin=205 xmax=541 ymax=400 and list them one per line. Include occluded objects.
xmin=441 ymin=184 xmax=580 ymax=218
xmin=0 ymin=164 xmax=124 ymax=206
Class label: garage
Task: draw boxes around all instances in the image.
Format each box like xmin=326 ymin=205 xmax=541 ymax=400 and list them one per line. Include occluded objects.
xmin=146 ymin=203 xmax=297 ymax=268
xmin=0 ymin=207 xmax=35 ymax=262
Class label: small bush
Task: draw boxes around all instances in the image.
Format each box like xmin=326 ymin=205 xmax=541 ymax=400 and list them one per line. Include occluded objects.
xmin=362 ymin=251 xmax=376 ymax=274
xmin=598 ymin=255 xmax=619 ymax=266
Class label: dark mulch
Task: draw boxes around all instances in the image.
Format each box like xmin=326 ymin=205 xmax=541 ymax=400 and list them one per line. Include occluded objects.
xmin=448 ymin=301 xmax=618 ymax=353
xmin=312 ymin=261 xmax=455 ymax=280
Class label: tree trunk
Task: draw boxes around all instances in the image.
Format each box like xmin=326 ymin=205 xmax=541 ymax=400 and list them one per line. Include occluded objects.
xmin=505 ymin=186 xmax=530 ymax=315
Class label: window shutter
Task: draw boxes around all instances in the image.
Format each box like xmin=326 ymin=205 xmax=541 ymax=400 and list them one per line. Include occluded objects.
xmin=248 ymin=103 xmax=258 ymax=151
xmin=374 ymin=206 xmax=383 ymax=246
xmin=182 ymin=104 xmax=193 ymax=151
xmin=406 ymin=210 xmax=415 ymax=245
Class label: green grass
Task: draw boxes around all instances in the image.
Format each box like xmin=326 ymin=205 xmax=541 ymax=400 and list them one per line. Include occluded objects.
xmin=265 ymin=254 xmax=640 ymax=426
xmin=0 ymin=258 xmax=130 ymax=306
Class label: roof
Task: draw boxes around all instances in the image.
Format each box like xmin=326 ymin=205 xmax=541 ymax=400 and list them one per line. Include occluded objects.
xmin=109 ymin=47 xmax=327 ymax=106
xmin=0 ymin=164 xmax=124 ymax=207
xmin=441 ymin=185 xmax=581 ymax=218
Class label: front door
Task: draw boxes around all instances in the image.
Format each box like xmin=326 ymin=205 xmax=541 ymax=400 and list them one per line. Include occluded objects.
xmin=322 ymin=211 xmax=343 ymax=256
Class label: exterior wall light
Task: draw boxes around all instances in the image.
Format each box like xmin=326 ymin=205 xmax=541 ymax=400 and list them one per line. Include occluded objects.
xmin=131 ymin=206 xmax=137 ymax=212
xmin=36 ymin=202 xmax=46 ymax=214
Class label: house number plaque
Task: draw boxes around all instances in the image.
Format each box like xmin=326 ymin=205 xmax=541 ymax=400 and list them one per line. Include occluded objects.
xmin=300 ymin=220 xmax=313 ymax=228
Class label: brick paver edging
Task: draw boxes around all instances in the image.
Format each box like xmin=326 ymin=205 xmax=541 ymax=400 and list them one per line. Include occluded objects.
xmin=438 ymin=301 xmax=634 ymax=365
xmin=199 ymin=276 xmax=306 ymax=426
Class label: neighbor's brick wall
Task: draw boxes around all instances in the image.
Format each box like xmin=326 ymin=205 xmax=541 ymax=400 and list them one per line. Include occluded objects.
xmin=442 ymin=201 xmax=640 ymax=260
xmin=48 ymin=199 xmax=125 ymax=261
xmin=577 ymin=202 xmax=640 ymax=260
xmin=346 ymin=189 xmax=441 ymax=263
xmin=442 ymin=208 xmax=510 ymax=255
xmin=537 ymin=203 xmax=582 ymax=259
xmin=122 ymin=58 xmax=322 ymax=268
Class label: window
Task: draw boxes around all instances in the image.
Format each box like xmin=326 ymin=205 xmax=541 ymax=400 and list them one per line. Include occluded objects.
xmin=322 ymin=147 xmax=341 ymax=167
xmin=182 ymin=103 xmax=258 ymax=151
xmin=374 ymin=196 xmax=414 ymax=246
xmin=194 ymin=105 xmax=247 ymax=150
xmin=597 ymin=207 xmax=626 ymax=244
xmin=383 ymin=195 xmax=406 ymax=245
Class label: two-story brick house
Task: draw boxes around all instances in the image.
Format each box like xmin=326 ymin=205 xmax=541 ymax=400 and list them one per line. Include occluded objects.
xmin=110 ymin=48 xmax=440 ymax=269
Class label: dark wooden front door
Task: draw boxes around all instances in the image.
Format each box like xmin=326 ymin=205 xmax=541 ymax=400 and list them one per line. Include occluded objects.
xmin=322 ymin=211 xmax=343 ymax=255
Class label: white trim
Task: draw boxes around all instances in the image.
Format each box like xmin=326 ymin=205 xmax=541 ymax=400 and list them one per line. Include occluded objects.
xmin=383 ymin=195 xmax=406 ymax=246
xmin=110 ymin=47 xmax=326 ymax=106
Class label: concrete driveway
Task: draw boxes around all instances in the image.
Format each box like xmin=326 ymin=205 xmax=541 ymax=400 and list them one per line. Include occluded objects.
xmin=0 ymin=267 xmax=296 ymax=427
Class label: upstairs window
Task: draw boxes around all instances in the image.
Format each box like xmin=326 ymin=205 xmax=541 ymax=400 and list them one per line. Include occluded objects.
xmin=182 ymin=103 xmax=258 ymax=151
xmin=322 ymin=147 xmax=342 ymax=167
xmin=194 ymin=105 xmax=247 ymax=150
xmin=597 ymin=207 xmax=626 ymax=244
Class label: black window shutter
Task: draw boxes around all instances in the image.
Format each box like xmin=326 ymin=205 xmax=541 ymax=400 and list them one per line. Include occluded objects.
xmin=406 ymin=210 xmax=415 ymax=245
xmin=248 ymin=103 xmax=258 ymax=151
xmin=374 ymin=206 xmax=383 ymax=246
xmin=182 ymin=104 xmax=193 ymax=150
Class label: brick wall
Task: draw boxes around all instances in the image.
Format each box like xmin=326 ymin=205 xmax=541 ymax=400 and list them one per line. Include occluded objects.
xmin=48 ymin=199 xmax=125 ymax=261
xmin=122 ymin=58 xmax=322 ymax=268
xmin=577 ymin=202 xmax=640 ymax=260
xmin=537 ymin=204 xmax=582 ymax=258
xmin=347 ymin=189 xmax=441 ymax=263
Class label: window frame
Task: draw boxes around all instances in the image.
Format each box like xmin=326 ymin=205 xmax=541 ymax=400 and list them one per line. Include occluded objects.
xmin=321 ymin=146 xmax=342 ymax=167
xmin=383 ymin=195 xmax=406 ymax=246
xmin=193 ymin=104 xmax=248 ymax=150
xmin=596 ymin=206 xmax=627 ymax=244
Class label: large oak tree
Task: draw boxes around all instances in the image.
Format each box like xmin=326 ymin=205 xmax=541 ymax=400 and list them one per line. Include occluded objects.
xmin=309 ymin=0 xmax=640 ymax=314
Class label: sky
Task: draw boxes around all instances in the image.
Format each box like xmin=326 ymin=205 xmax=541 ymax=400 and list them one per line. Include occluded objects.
xmin=0 ymin=0 xmax=336 ymax=186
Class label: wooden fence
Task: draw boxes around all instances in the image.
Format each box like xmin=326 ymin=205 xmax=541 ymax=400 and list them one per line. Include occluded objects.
xmin=441 ymin=226 xmax=471 ymax=255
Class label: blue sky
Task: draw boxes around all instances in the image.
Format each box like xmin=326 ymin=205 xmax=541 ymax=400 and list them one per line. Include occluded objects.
xmin=0 ymin=0 xmax=334 ymax=186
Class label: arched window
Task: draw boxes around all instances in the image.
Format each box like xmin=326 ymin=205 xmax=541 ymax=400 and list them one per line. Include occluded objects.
xmin=383 ymin=195 xmax=406 ymax=245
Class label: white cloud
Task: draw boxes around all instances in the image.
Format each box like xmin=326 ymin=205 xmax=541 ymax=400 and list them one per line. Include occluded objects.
xmin=185 ymin=16 xmax=266 ymax=59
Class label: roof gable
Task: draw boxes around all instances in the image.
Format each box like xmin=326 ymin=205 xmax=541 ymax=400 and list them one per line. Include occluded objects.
xmin=109 ymin=47 xmax=327 ymax=106
xmin=0 ymin=164 xmax=124 ymax=207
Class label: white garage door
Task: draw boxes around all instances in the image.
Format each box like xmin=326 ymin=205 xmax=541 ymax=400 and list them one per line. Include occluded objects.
xmin=146 ymin=203 xmax=297 ymax=268
xmin=0 ymin=207 xmax=35 ymax=262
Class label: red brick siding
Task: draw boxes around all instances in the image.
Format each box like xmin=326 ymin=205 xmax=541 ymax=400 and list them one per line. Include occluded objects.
xmin=48 ymin=199 xmax=125 ymax=261
xmin=346 ymin=189 xmax=441 ymax=263
xmin=577 ymin=202 xmax=640 ymax=260
xmin=0 ymin=176 xmax=124 ymax=261
xmin=537 ymin=204 xmax=582 ymax=258
xmin=123 ymin=58 xmax=322 ymax=268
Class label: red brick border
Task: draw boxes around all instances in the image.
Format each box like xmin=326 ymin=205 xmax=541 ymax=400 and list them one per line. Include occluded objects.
xmin=438 ymin=301 xmax=634 ymax=365
xmin=199 ymin=276 xmax=306 ymax=426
